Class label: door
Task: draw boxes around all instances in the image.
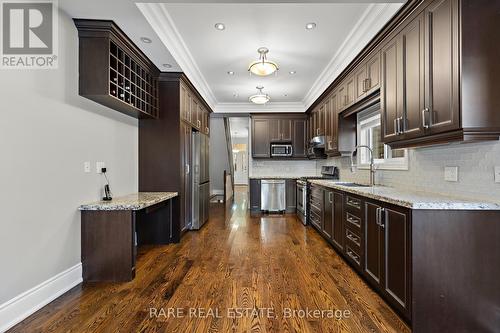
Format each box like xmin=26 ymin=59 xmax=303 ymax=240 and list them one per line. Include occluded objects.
xmin=364 ymin=201 xmax=383 ymax=287
xmin=366 ymin=51 xmax=381 ymax=94
xmin=233 ymin=149 xmax=248 ymax=185
xmin=180 ymin=123 xmax=192 ymax=232
xmin=381 ymin=36 xmax=403 ymax=142
xmin=424 ymin=0 xmax=460 ymax=134
xmin=292 ymin=118 xmax=307 ymax=158
xmin=252 ymin=119 xmax=270 ymax=158
xmin=382 ymin=206 xmax=410 ymax=316
xmin=280 ymin=119 xmax=293 ymax=141
xmin=269 ymin=119 xmax=280 ymax=142
xmin=332 ymin=191 xmax=344 ymax=250
xmin=401 ymin=12 xmax=426 ymax=140
xmin=355 ymin=64 xmax=368 ymax=101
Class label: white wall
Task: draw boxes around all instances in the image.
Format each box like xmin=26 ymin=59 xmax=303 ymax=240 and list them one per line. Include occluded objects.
xmin=318 ymin=141 xmax=500 ymax=202
xmin=0 ymin=10 xmax=138 ymax=308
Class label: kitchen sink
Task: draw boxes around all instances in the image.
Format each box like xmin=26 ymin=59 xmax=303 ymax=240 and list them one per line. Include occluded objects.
xmin=336 ymin=182 xmax=372 ymax=188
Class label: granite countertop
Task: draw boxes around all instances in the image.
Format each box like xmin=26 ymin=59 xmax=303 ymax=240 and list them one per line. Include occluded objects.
xmin=308 ymin=180 xmax=500 ymax=211
xmin=79 ymin=192 xmax=178 ymax=211
xmin=249 ymin=175 xmax=308 ymax=180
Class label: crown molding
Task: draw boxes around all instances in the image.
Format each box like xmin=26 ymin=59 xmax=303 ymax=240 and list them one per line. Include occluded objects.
xmin=136 ymin=3 xmax=218 ymax=110
xmin=215 ymin=102 xmax=306 ymax=113
xmin=302 ymin=3 xmax=401 ymax=109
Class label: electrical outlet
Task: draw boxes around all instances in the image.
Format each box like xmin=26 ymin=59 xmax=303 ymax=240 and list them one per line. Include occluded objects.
xmin=84 ymin=161 xmax=91 ymax=173
xmin=96 ymin=162 xmax=106 ymax=174
xmin=495 ymin=166 xmax=500 ymax=183
xmin=444 ymin=166 xmax=458 ymax=182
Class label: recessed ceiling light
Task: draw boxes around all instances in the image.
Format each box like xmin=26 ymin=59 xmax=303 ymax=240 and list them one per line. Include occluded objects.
xmin=163 ymin=63 xmax=172 ymax=68
xmin=283 ymin=94 xmax=288 ymax=97
xmin=305 ymin=23 xmax=317 ymax=30
xmin=140 ymin=37 xmax=152 ymax=43
xmin=227 ymin=71 xmax=234 ymax=75
xmin=289 ymin=71 xmax=296 ymax=75
xmin=214 ymin=23 xmax=226 ymax=31
xmin=233 ymin=93 xmax=239 ymax=98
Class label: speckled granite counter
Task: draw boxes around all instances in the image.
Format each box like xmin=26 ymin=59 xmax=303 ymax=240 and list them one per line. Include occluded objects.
xmin=79 ymin=192 xmax=178 ymax=211
xmin=249 ymin=175 xmax=308 ymax=180
xmin=309 ymin=180 xmax=500 ymax=210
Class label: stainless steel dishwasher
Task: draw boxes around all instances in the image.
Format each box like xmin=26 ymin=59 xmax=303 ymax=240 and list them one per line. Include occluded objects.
xmin=260 ymin=179 xmax=286 ymax=212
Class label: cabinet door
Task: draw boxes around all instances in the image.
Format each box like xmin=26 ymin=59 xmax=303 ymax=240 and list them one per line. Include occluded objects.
xmin=196 ymin=104 xmax=203 ymax=130
xmin=325 ymin=93 xmax=339 ymax=153
xmin=424 ymin=0 xmax=460 ymax=135
xmin=345 ymin=74 xmax=356 ymax=106
xmin=332 ymin=191 xmax=344 ymax=250
xmin=280 ymin=119 xmax=293 ymax=141
xmin=269 ymin=119 xmax=280 ymax=142
xmin=382 ymin=206 xmax=410 ymax=316
xmin=286 ymin=179 xmax=296 ymax=212
xmin=252 ymin=119 xmax=270 ymax=158
xmin=249 ymin=179 xmax=261 ymax=210
xmin=401 ymin=12 xmax=426 ymax=140
xmin=323 ymin=190 xmax=334 ymax=240
xmin=364 ymin=201 xmax=383 ymax=287
xmin=337 ymin=84 xmax=347 ymax=111
xmin=381 ymin=36 xmax=404 ymax=142
xmin=292 ymin=119 xmax=307 ymax=158
xmin=318 ymin=104 xmax=325 ymax=136
xmin=355 ymin=64 xmax=368 ymax=101
xmin=366 ymin=51 xmax=381 ymax=94
xmin=180 ymin=83 xmax=188 ymax=121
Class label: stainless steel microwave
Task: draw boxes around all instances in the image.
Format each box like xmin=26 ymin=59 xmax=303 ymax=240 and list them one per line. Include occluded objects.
xmin=270 ymin=144 xmax=293 ymax=157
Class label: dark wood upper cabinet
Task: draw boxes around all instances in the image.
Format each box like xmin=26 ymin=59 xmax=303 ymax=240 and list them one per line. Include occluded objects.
xmin=251 ymin=114 xmax=308 ymax=159
xmin=292 ymin=118 xmax=307 ymax=158
xmin=381 ymin=36 xmax=402 ymax=142
xmin=74 ymin=20 xmax=159 ymax=119
xmin=365 ymin=51 xmax=381 ymax=95
xmin=354 ymin=65 xmax=368 ymax=101
xmin=424 ymin=0 xmax=460 ymax=135
xmin=251 ymin=118 xmax=270 ymax=158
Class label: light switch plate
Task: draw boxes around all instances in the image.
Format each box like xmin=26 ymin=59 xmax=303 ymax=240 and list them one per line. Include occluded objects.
xmin=444 ymin=166 xmax=458 ymax=182
xmin=495 ymin=166 xmax=500 ymax=183
xmin=84 ymin=161 xmax=91 ymax=173
xmin=96 ymin=162 xmax=106 ymax=173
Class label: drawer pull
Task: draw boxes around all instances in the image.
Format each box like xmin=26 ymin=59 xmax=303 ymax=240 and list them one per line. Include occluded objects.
xmin=346 ymin=247 xmax=360 ymax=263
xmin=346 ymin=213 xmax=361 ymax=228
xmin=346 ymin=230 xmax=360 ymax=246
xmin=346 ymin=197 xmax=361 ymax=209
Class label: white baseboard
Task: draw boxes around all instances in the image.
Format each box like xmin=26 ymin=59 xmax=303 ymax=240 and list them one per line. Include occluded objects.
xmin=0 ymin=263 xmax=83 ymax=333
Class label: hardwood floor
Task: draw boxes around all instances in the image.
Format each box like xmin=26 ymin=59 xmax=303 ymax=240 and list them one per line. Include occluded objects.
xmin=9 ymin=188 xmax=410 ymax=333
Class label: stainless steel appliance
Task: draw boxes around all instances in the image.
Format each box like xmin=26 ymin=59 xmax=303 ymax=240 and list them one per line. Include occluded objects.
xmin=307 ymin=136 xmax=327 ymax=159
xmin=191 ymin=131 xmax=210 ymax=230
xmin=296 ymin=166 xmax=339 ymax=225
xmin=270 ymin=144 xmax=293 ymax=157
xmin=261 ymin=179 xmax=286 ymax=212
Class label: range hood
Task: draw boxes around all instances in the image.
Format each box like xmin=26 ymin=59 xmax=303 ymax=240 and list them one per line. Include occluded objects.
xmin=310 ymin=135 xmax=325 ymax=148
xmin=308 ymin=136 xmax=327 ymax=159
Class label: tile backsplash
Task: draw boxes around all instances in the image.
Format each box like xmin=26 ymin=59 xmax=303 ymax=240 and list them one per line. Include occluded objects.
xmin=250 ymin=159 xmax=318 ymax=177
xmin=318 ymin=141 xmax=500 ymax=202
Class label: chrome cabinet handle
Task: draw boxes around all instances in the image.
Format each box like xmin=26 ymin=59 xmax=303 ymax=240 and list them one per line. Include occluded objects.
xmin=329 ymin=192 xmax=333 ymax=203
xmin=422 ymin=108 xmax=430 ymax=129
xmin=185 ymin=164 xmax=190 ymax=175
xmin=394 ymin=119 xmax=398 ymax=135
xmin=379 ymin=208 xmax=385 ymax=228
xmin=347 ymin=248 xmax=359 ymax=262
xmin=346 ymin=230 xmax=360 ymax=245
xmin=375 ymin=207 xmax=380 ymax=226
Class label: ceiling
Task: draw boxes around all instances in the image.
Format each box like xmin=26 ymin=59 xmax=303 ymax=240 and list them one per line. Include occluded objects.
xmin=60 ymin=0 xmax=404 ymax=113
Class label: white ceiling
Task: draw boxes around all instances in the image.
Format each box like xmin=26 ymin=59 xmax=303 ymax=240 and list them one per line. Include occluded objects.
xmin=60 ymin=0 xmax=404 ymax=113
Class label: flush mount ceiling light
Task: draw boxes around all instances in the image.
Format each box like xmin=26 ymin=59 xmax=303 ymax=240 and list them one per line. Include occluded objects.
xmin=214 ymin=23 xmax=226 ymax=30
xmin=140 ymin=37 xmax=152 ymax=43
xmin=289 ymin=71 xmax=296 ymax=75
xmin=227 ymin=71 xmax=234 ymax=75
xmin=305 ymin=22 xmax=317 ymax=30
xmin=248 ymin=47 xmax=279 ymax=76
xmin=249 ymin=86 xmax=270 ymax=105
xmin=163 ymin=63 xmax=172 ymax=68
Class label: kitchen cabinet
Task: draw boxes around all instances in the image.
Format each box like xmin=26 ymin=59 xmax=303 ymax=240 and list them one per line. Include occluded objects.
xmin=354 ymin=50 xmax=381 ymax=102
xmin=249 ymin=179 xmax=261 ymax=212
xmin=338 ymin=74 xmax=355 ymax=111
xmin=285 ymin=179 xmax=297 ymax=213
xmin=251 ymin=114 xmax=308 ymax=159
xmin=292 ymin=118 xmax=307 ymax=158
xmin=364 ymin=199 xmax=411 ymax=319
xmin=323 ymin=189 xmax=344 ymax=251
xmin=252 ymin=118 xmax=271 ymax=158
xmin=308 ymin=184 xmax=323 ymax=231
xmin=324 ymin=91 xmax=338 ymax=154
xmin=74 ymin=20 xmax=159 ymax=119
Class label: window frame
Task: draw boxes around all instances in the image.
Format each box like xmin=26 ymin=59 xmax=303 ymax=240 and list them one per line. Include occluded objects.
xmin=356 ymin=108 xmax=409 ymax=171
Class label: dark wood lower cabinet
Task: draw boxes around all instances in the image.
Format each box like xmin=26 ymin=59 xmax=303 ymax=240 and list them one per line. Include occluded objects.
xmin=322 ymin=189 xmax=345 ymax=251
xmin=285 ymin=179 xmax=297 ymax=213
xmin=249 ymin=179 xmax=261 ymax=212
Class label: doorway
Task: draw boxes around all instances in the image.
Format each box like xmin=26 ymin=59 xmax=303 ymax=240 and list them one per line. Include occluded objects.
xmin=229 ymin=117 xmax=249 ymax=186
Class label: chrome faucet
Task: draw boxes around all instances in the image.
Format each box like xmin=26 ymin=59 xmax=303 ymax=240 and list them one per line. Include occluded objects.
xmin=350 ymin=145 xmax=375 ymax=186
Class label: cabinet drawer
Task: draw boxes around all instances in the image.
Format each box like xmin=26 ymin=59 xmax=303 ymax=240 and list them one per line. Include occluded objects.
xmin=345 ymin=212 xmax=362 ymax=230
xmin=345 ymin=244 xmax=361 ymax=267
xmin=345 ymin=227 xmax=361 ymax=247
xmin=346 ymin=195 xmax=362 ymax=210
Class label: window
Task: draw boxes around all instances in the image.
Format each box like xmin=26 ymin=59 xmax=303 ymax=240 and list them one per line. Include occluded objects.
xmin=357 ymin=107 xmax=408 ymax=170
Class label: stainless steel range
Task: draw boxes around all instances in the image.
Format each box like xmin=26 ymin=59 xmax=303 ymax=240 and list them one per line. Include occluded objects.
xmin=296 ymin=166 xmax=339 ymax=225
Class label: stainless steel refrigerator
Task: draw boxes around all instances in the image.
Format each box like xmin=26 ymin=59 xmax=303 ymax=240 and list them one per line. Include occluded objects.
xmin=191 ymin=131 xmax=210 ymax=230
